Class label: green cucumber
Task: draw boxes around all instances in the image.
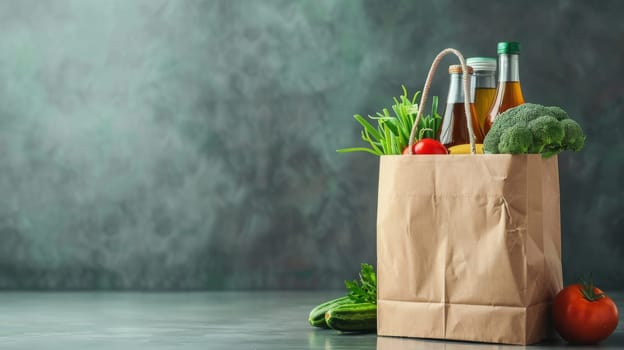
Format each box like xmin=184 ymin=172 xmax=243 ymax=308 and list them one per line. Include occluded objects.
xmin=308 ymin=296 xmax=352 ymax=328
xmin=325 ymin=302 xmax=377 ymax=332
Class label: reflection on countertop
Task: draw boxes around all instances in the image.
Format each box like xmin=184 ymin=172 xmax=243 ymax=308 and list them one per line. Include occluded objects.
xmin=377 ymin=333 xmax=624 ymax=350
xmin=0 ymin=291 xmax=621 ymax=349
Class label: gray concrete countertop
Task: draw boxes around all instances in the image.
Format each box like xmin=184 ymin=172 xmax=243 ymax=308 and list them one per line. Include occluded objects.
xmin=0 ymin=291 xmax=622 ymax=349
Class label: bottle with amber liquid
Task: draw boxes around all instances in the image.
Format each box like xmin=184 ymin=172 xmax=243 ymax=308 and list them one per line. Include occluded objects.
xmin=466 ymin=57 xmax=497 ymax=136
xmin=484 ymin=42 xmax=525 ymax=134
xmin=439 ymin=65 xmax=483 ymax=148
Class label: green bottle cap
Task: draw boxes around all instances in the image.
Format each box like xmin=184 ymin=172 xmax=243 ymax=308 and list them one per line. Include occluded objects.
xmin=497 ymin=42 xmax=521 ymax=54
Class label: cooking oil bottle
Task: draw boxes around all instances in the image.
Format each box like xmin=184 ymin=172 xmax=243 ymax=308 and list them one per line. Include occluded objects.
xmin=484 ymin=42 xmax=525 ymax=134
xmin=466 ymin=57 xmax=497 ymax=136
xmin=439 ymin=64 xmax=483 ymax=148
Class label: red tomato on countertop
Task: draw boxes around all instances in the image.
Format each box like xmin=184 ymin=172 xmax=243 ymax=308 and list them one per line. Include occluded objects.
xmin=552 ymin=282 xmax=619 ymax=344
xmin=402 ymin=138 xmax=448 ymax=155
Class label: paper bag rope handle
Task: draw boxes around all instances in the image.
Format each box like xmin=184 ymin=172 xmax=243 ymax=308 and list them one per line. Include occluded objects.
xmin=408 ymin=48 xmax=477 ymax=155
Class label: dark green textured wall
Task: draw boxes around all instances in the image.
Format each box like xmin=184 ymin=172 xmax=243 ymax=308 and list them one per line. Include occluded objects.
xmin=0 ymin=0 xmax=622 ymax=289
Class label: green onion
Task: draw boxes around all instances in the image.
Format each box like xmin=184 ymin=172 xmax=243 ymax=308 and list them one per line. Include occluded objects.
xmin=337 ymin=87 xmax=442 ymax=155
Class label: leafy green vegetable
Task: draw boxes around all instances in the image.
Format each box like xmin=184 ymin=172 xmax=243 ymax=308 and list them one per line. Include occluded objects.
xmin=345 ymin=263 xmax=377 ymax=304
xmin=418 ymin=93 xmax=441 ymax=140
xmin=337 ymin=87 xmax=442 ymax=155
xmin=483 ymin=103 xmax=586 ymax=157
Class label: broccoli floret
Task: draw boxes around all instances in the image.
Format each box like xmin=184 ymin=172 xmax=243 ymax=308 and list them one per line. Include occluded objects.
xmin=560 ymin=119 xmax=586 ymax=152
xmin=483 ymin=127 xmax=502 ymax=154
xmin=483 ymin=103 xmax=586 ymax=157
xmin=503 ymin=103 xmax=553 ymax=124
xmin=527 ymin=116 xmax=565 ymax=153
xmin=498 ymin=125 xmax=533 ymax=154
xmin=545 ymin=106 xmax=569 ymax=121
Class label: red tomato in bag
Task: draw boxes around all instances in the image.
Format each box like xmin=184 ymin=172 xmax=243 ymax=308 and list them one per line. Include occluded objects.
xmin=552 ymin=282 xmax=619 ymax=344
xmin=402 ymin=138 xmax=448 ymax=155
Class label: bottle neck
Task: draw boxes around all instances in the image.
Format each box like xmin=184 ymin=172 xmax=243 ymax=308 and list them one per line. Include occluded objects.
xmin=498 ymin=54 xmax=520 ymax=82
xmin=446 ymin=73 xmax=475 ymax=104
xmin=474 ymin=71 xmax=496 ymax=88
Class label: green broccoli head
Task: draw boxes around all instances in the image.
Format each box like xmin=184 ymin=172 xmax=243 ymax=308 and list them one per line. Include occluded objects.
xmin=560 ymin=118 xmax=586 ymax=152
xmin=483 ymin=103 xmax=586 ymax=157
xmin=527 ymin=115 xmax=565 ymax=153
xmin=498 ymin=125 xmax=533 ymax=154
xmin=483 ymin=103 xmax=547 ymax=154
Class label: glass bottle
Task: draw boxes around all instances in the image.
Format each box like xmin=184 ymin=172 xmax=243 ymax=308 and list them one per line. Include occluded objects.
xmin=466 ymin=57 xmax=497 ymax=136
xmin=438 ymin=65 xmax=483 ymax=148
xmin=484 ymin=42 xmax=525 ymax=133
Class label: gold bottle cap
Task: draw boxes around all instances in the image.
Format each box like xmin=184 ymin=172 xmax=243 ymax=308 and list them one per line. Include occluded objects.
xmin=449 ymin=65 xmax=474 ymax=74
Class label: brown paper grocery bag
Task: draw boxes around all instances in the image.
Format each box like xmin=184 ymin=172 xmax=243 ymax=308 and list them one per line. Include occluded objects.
xmin=376 ymin=154 xmax=562 ymax=345
xmin=376 ymin=49 xmax=563 ymax=345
